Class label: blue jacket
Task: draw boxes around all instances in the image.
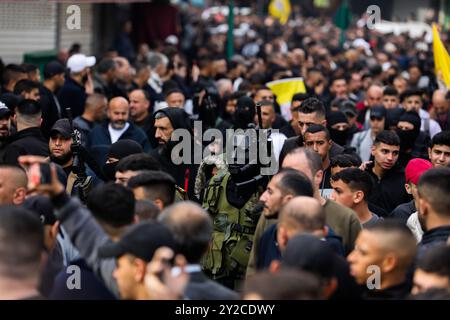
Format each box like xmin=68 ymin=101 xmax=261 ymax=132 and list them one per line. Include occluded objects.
xmin=88 ymin=120 xmax=152 ymax=153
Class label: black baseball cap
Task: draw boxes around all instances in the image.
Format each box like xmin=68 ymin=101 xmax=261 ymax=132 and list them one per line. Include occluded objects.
xmin=340 ymin=100 xmax=357 ymax=117
xmin=50 ymin=118 xmax=72 ymax=139
xmin=22 ymin=195 xmax=57 ymax=226
xmin=370 ymin=105 xmax=387 ymax=120
xmin=0 ymin=93 xmax=22 ymax=112
xmin=0 ymin=101 xmax=12 ymax=117
xmin=44 ymin=60 xmax=66 ymax=79
xmin=282 ymin=234 xmax=336 ymax=279
xmin=98 ymin=221 xmax=176 ymax=262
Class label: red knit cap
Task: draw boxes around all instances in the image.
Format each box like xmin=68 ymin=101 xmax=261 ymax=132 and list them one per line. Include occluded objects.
xmin=405 ymin=158 xmax=433 ymax=185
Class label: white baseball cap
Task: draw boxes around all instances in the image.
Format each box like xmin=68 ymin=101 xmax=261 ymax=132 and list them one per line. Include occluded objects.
xmin=67 ymin=54 xmax=96 ymax=73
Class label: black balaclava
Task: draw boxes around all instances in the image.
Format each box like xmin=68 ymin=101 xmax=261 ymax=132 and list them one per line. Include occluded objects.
xmin=103 ymin=139 xmax=144 ymax=181
xmin=396 ymin=111 xmax=421 ymax=151
xmin=327 ymin=111 xmax=349 ymax=146
xmin=233 ymin=96 xmax=256 ymax=129
xmin=385 ymin=108 xmax=405 ymax=130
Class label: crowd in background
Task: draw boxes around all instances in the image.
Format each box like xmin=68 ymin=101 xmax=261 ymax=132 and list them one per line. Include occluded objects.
xmin=0 ymin=3 xmax=449 ymax=300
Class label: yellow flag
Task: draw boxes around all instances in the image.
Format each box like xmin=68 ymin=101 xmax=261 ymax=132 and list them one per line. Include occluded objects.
xmin=269 ymin=0 xmax=291 ymax=25
xmin=266 ymin=77 xmax=306 ymax=121
xmin=432 ymin=23 xmax=450 ymax=89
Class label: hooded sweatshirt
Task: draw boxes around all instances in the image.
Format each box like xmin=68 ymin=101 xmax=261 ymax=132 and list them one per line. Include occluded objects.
xmin=150 ymin=107 xmax=200 ymax=200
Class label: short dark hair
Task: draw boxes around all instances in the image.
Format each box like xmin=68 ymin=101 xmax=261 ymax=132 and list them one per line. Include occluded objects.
xmin=330 ymin=75 xmax=347 ymax=85
xmin=277 ymin=168 xmax=314 ymax=197
xmin=430 ymin=130 xmax=450 ymax=149
xmin=2 ymin=64 xmax=25 ymax=86
xmin=292 ymin=93 xmax=310 ymax=103
xmin=135 ymin=200 xmax=161 ymax=221
xmin=86 ymin=182 xmax=135 ymax=228
xmin=16 ymin=99 xmax=41 ymax=116
xmin=165 ymin=88 xmax=184 ymax=98
xmin=330 ymin=154 xmax=362 ymax=169
xmin=13 ymin=79 xmax=39 ymax=95
xmin=96 ymin=58 xmax=116 ymax=74
xmin=366 ymin=219 xmax=415 ymax=239
xmin=131 ymin=88 xmax=150 ymax=102
xmin=418 ymin=168 xmax=450 ymax=218
xmin=21 ymin=63 xmax=38 ymax=73
xmin=116 ymin=154 xmax=161 ymax=173
xmin=0 ymin=205 xmax=44 ymax=279
xmin=158 ymin=201 xmax=213 ymax=263
xmin=383 ymin=86 xmax=398 ymax=97
xmin=365 ymin=220 xmax=417 ymax=269
xmin=400 ymin=88 xmax=423 ymax=102
xmin=128 ymin=170 xmax=176 ymax=207
xmin=298 ymin=97 xmax=326 ymax=119
xmin=304 ymin=124 xmax=330 ymax=140
xmin=417 ymin=244 xmax=450 ymax=279
xmin=331 ymin=168 xmax=373 ymax=201
xmin=373 ymin=130 xmax=400 ymax=147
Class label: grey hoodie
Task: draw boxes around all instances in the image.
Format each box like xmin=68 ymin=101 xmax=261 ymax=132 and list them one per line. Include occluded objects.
xmin=52 ymin=193 xmax=119 ymax=297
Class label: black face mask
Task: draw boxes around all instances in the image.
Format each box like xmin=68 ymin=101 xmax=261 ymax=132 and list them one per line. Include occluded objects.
xmin=329 ymin=128 xmax=349 ymax=146
xmin=103 ymin=162 xmax=117 ymax=182
xmin=396 ymin=128 xmax=419 ymax=151
xmin=234 ymin=107 xmax=255 ymax=129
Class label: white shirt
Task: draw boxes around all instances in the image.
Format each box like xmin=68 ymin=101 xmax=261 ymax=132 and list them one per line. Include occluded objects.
xmin=419 ymin=108 xmax=442 ymax=138
xmin=108 ymin=122 xmax=130 ymax=144
xmin=351 ymin=129 xmax=373 ymax=162
xmin=406 ymin=211 xmax=424 ymax=243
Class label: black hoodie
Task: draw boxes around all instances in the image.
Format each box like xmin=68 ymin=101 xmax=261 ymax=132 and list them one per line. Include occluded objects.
xmin=1 ymin=127 xmax=49 ymax=165
xmin=150 ymin=108 xmax=200 ymax=200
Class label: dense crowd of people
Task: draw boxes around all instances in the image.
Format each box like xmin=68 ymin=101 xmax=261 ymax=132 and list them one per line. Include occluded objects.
xmin=0 ymin=4 xmax=450 ymax=300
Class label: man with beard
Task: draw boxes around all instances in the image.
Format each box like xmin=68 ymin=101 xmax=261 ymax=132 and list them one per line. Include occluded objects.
xmin=49 ymin=119 xmax=100 ymax=195
xmin=88 ymin=97 xmax=151 ymax=153
xmin=396 ymin=111 xmax=429 ymax=167
xmin=150 ymin=107 xmax=198 ymax=199
xmin=365 ymin=130 xmax=411 ymax=213
xmin=255 ymin=169 xmax=314 ymax=270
